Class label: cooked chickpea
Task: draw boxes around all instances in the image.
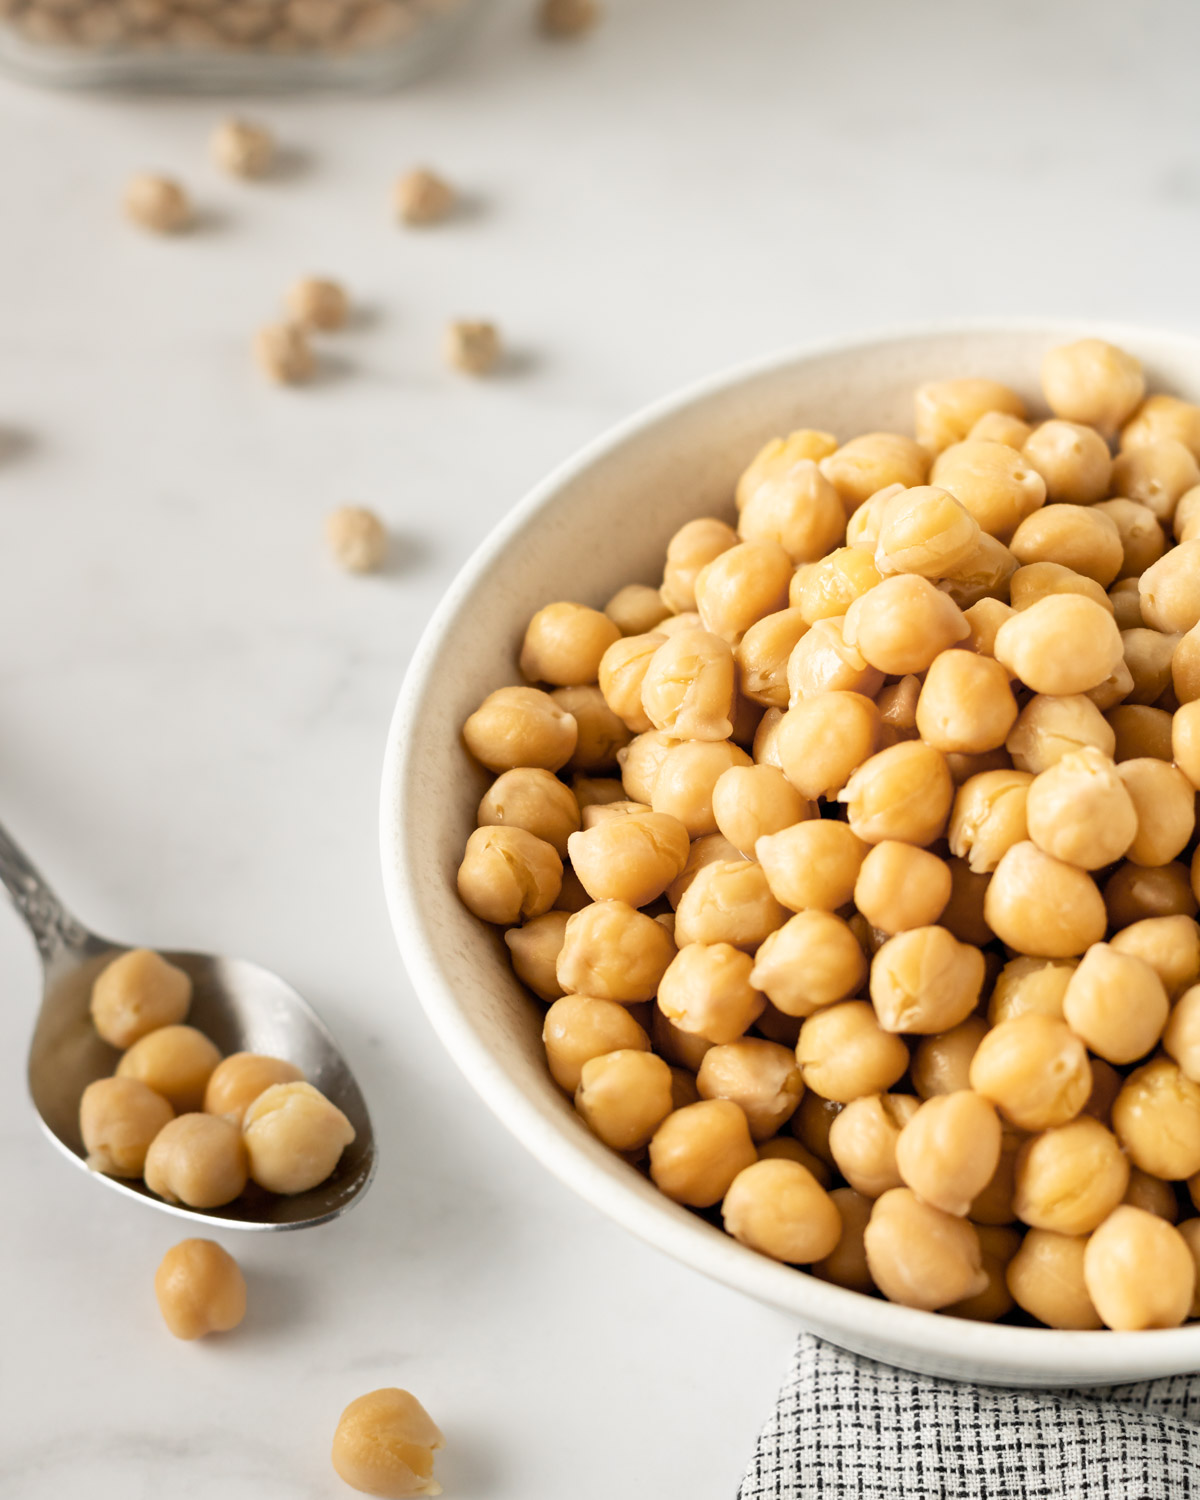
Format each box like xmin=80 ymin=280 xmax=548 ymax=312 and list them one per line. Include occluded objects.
xmin=1021 ymin=420 xmax=1112 ymax=505
xmin=542 ymin=995 xmax=650 ymax=1092
xmin=660 ymin=518 xmax=739 ymax=613
xmin=791 ymin=547 xmax=883 ymax=624
xmin=796 ymin=1001 xmax=909 ymax=1103
xmin=984 ymin=842 xmax=1105 ymax=957
xmin=749 ymin=910 xmax=866 ymax=1018
xmin=1009 ymin=560 xmax=1114 ymax=618
xmin=1009 ymin=503 xmax=1124 ymax=588
xmin=1097 ymin=499 xmax=1168 ymax=582
xmin=286 ymin=276 xmax=348 ymax=332
xmin=786 ymin=616 xmax=883 ymax=701
xmin=331 ymin=1388 xmax=444 ymax=1499
xmin=648 ymin=1099 xmax=757 ymax=1206
xmin=1008 ymin=697 xmax=1114 ymax=778
xmin=737 ymin=457 xmax=846 ymax=563
xmin=1117 ymin=757 xmax=1196 ymax=866
xmin=651 ymin=1007 xmax=713 ymax=1071
xmin=617 ymin=730 xmax=677 ymax=804
xmin=711 ymin=764 xmax=810 ymax=860
xmin=1084 ymin=1206 xmax=1195 ymax=1330
xmin=869 ymin=926 xmax=984 ymax=1035
xmin=937 ymin=856 xmax=992 ymax=946
xmin=789 ymin=1090 xmax=844 ymax=1166
xmin=1163 ymin=984 xmax=1200 ymax=1085
xmin=1023 ymin=747 xmax=1137 ymax=871
xmin=752 ymin=706 xmax=786 ymax=769
xmin=772 ymin=692 xmax=878 ymax=802
xmin=938 ymin=531 xmax=1019 ymax=610
xmin=969 ymin=1014 xmax=1092 ymax=1130
xmin=994 ymin=594 xmax=1124 ymax=697
xmin=1138 ymin=541 xmax=1200 ymax=639
xmin=664 ymin=833 xmax=740 ymax=911
xmin=1175 ymin=619 xmax=1200 ymax=704
xmin=144 ymin=1113 xmax=248 ymax=1208
xmin=1123 ymin=393 xmax=1200 ymax=458
xmin=651 ymin=739 xmax=752 ymax=836
xmin=211 ymin=117 xmax=274 ymax=178
xmin=1105 ymin=860 xmax=1195 ymax=929
xmin=828 ymin=1092 xmax=919 ymax=1198
xmin=948 ymin=769 xmax=1032 ymax=874
xmin=692 ymin=540 xmax=791 ymax=642
xmin=872 ymin=485 xmax=980 ymax=578
xmin=551 ymin=685 xmax=631 ymax=772
xmin=845 ymin=484 xmax=902 ymax=552
xmin=876 ymin=674 xmax=921 ymax=732
xmin=915 ymin=379 xmax=1025 ymax=455
xmin=604 ymin=584 xmax=670 ymax=637
xmin=968 ymin=410 xmax=1032 ymax=448
xmin=838 ymin=740 xmax=954 ymax=847
xmin=697 ymin=1038 xmax=804 ymax=1140
xmin=640 ymin=629 xmax=736 ymax=742
xmin=456 ymin=826 xmax=562 ymax=925
xmin=1084 ymin=1057 xmax=1124 ymax=1125
xmin=915 ymin=650 xmax=1017 ymax=755
xmin=519 ymin=601 xmax=620 ymax=687
xmin=155 ymin=1239 xmax=246 ymax=1341
xmin=842 ymin=574 xmax=970 ymax=676
xmin=722 ymin=1158 xmax=841 ymax=1263
xmin=820 ymin=432 xmax=929 ymax=512
xmin=911 ymin=1016 xmax=989 ymax=1099
xmin=1042 ymin=339 xmax=1145 ymax=435
xmin=1112 ymin=1057 xmax=1200 ymax=1180
xmin=124 ymin=172 xmax=191 ymax=233
xmin=733 ymin=608 xmax=809 ymax=708
xmin=1060 ymin=942 xmax=1168 ymax=1066
xmin=864 ymin=1187 xmax=987 ymax=1310
xmin=1110 ymin=914 xmax=1200 ymax=999
xmin=673 ymin=859 xmax=784 ymax=949
xmin=853 ymin=841 xmax=952 ymax=935
xmin=1179 ymin=1219 xmax=1200 ymax=1317
xmin=1114 ymin=439 xmax=1200 ymax=524
xmin=1110 ymin=576 xmax=1146 ymax=629
xmin=756 ymin=820 xmax=869 ymax=911
xmin=202 ymin=1053 xmax=304 ymax=1126
xmin=395 ymin=164 xmax=456 ymax=223
xmin=463 ymin=686 xmax=577 ymax=773
xmin=948 ymin=1224 xmax=1022 ymax=1322
xmin=812 ymin=1187 xmax=875 ymax=1292
xmin=968 ymin=1125 xmax=1024 ymax=1225
xmin=79 ymin=1076 xmax=173 ymax=1177
xmin=566 ymin=811 xmax=689 ymax=907
xmin=477 ymin=767 xmax=580 ymax=856
xmin=553 ymin=867 xmax=590 ymax=913
xmin=657 ymin=942 xmax=764 ymax=1044
xmin=1122 ymin=631 xmax=1181 ymax=709
xmin=893 ymin=1091 xmax=1001 ymax=1218
xmin=556 ymin=900 xmax=676 ymax=1002
xmin=573 ymin=774 xmax=632 ymax=811
xmin=929 ymin=440 xmax=1047 ymax=542
xmin=90 ymin=947 xmax=192 ymax=1050
xmin=116 ymin=1025 xmax=222 ymax=1114
xmin=242 ymin=1080 xmax=355 ymax=1195
xmin=989 ymin=955 xmax=1075 ymax=1027
xmin=1173 ymin=699 xmax=1200 ymax=789
xmin=737 ymin=431 xmax=839 ymax=510
xmin=1006 ymin=1229 xmax=1102 ymax=1329
xmin=574 ymin=1048 xmax=674 ymax=1151
xmin=1085 ymin=654 xmax=1136 ymax=712
xmin=1178 ymin=487 xmax=1200 ymax=543
xmin=254 ymin=322 xmax=314 ymax=384
xmin=1013 ymin=1117 xmax=1130 ymax=1236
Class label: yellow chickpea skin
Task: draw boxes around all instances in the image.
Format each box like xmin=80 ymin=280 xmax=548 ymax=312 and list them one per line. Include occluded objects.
xmin=640 ymin=628 xmax=736 ymax=741
xmin=542 ymin=995 xmax=650 ymax=1092
xmin=202 ymin=1053 xmax=304 ymax=1126
xmin=144 ymin=1113 xmax=249 ymax=1209
xmin=949 ymin=769 xmax=1032 ymax=874
xmin=864 ymin=1187 xmax=987 ymax=1310
xmin=693 ymin=540 xmax=792 ymax=642
xmin=242 ymin=1081 xmax=355 ymax=1195
xmin=566 ymin=811 xmax=690 ymax=907
xmin=910 ymin=1016 xmax=989 ymax=1099
xmin=1112 ymin=1057 xmax=1200 ymax=1180
xmin=894 ymin=1091 xmax=1001 ymax=1218
xmin=1113 ymin=440 xmax=1200 ymax=524
xmin=756 ymin=820 xmax=869 ymax=911
xmin=711 ymin=764 xmax=810 ymax=859
xmin=842 ymin=574 xmax=970 ymax=676
xmin=750 ymin=910 xmax=866 ymax=1017
xmin=556 ymin=900 xmax=677 ymax=1002
xmin=968 ymin=410 xmax=1033 ymax=448
xmin=994 ymin=594 xmax=1124 ymax=696
xmin=673 ymin=859 xmax=785 ymax=949
xmin=660 ymin=518 xmax=739 ymax=613
xmin=839 ymin=740 xmax=954 ymax=848
xmin=915 ymin=379 xmax=1026 ymax=455
xmin=1123 ymin=393 xmax=1200 ymax=459
xmin=737 ymin=457 xmax=846 ymax=563
xmin=1041 ymin=340 xmax=1145 ymax=435
xmin=603 ymin=583 xmax=671 ymax=637
xmin=984 ymin=842 xmax=1106 ymax=957
xmin=796 ymin=1001 xmax=909 ymax=1104
xmin=1009 ymin=504 xmax=1124 ymax=588
xmin=657 ymin=941 xmax=764 ymax=1044
xmin=915 ymin=650 xmax=1018 ymax=755
xmin=117 ymin=1025 xmax=222 ymax=1114
xmin=331 ymin=1388 xmax=444 ymax=1499
xmin=820 ymin=432 xmax=930 ymax=512
xmin=1084 ymin=1206 xmax=1195 ymax=1330
xmin=969 ymin=1014 xmax=1092 ymax=1130
xmin=722 ymin=1158 xmax=842 ymax=1263
xmin=1061 ymin=943 xmax=1169 ymax=1065
xmin=79 ymin=1076 xmax=174 ymax=1177
xmin=1118 ymin=757 xmax=1196 ymax=867
xmin=774 ymin=691 xmax=880 ymax=800
xmin=1006 ymin=693 xmax=1116 ymax=775
xmin=734 ymin=609 xmax=810 ymax=708
xmin=737 ymin=431 xmax=839 ymax=510
xmin=853 ymin=841 xmax=952 ymax=933
xmin=477 ymin=767 xmax=580 ymax=856
xmin=987 ymin=955 xmax=1074 ymax=1025
xmin=648 ymin=1099 xmax=757 ymax=1206
xmin=456 ymin=826 xmax=562 ymax=925
xmin=930 ymin=440 xmax=1047 ymax=543
xmin=1013 ymin=1117 xmax=1130 ymax=1236
xmin=869 ymin=926 xmax=984 ymax=1035
xmin=791 ymin=547 xmax=883 ymax=624
xmin=828 ymin=1092 xmax=919 ymax=1198
xmin=155 ymin=1239 xmax=246 ymax=1341
xmin=1006 ymin=1229 xmax=1102 ymax=1329
xmin=1024 ymin=748 xmax=1137 ymax=871
xmin=462 ymin=686 xmax=577 ymax=773
xmin=1021 ymin=420 xmax=1113 ymax=505
xmin=574 ymin=1049 xmax=674 ymax=1151
xmin=651 ymin=739 xmax=752 ymax=837
xmin=1110 ymin=913 xmax=1200 ymax=999
xmin=873 ymin=485 xmax=980 ymax=578
xmin=90 ymin=947 xmax=192 ymax=1050
xmin=697 ymin=1039 xmax=804 ymax=1140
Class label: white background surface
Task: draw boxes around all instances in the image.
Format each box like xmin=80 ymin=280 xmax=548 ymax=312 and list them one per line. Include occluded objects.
xmin=2 ymin=2 xmax=1199 ymax=1496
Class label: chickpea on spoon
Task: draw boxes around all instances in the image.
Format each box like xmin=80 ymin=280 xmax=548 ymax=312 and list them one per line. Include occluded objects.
xmin=3 ymin=820 xmax=375 ymax=1229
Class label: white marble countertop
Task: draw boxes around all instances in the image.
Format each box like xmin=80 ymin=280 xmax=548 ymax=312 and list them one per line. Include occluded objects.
xmin=1 ymin=1 xmax=1198 ymax=1495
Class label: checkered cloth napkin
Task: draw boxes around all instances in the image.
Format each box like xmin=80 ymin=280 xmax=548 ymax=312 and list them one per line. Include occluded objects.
xmin=739 ymin=1334 xmax=1200 ymax=1499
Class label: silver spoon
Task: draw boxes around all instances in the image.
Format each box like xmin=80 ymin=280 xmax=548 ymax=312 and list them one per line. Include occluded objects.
xmin=2 ymin=820 xmax=376 ymax=1230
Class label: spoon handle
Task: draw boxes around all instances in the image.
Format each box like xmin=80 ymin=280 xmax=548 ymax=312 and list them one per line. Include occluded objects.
xmin=0 ymin=821 xmax=90 ymax=960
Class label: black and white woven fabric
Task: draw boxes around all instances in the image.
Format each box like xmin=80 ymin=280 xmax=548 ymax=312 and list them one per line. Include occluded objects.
xmin=740 ymin=1334 xmax=1200 ymax=1499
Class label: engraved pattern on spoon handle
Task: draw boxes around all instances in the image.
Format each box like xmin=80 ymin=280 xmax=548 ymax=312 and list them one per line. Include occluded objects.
xmin=0 ymin=821 xmax=89 ymax=960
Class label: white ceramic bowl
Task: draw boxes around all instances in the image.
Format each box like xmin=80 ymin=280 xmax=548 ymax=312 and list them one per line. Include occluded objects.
xmin=382 ymin=321 xmax=1200 ymax=1386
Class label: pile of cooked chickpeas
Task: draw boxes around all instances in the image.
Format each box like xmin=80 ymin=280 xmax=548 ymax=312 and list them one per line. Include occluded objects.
xmin=79 ymin=946 xmax=355 ymax=1208
xmin=455 ymin=338 xmax=1200 ymax=1333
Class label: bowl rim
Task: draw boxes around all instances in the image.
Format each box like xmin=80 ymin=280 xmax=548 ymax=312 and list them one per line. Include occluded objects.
xmin=381 ymin=317 xmax=1200 ymax=1379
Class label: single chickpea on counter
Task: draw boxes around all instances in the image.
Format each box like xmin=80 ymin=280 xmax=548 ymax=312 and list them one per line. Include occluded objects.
xmin=394 ymin=167 xmax=456 ymax=226
xmin=211 ymin=118 xmax=275 ymax=179
xmin=155 ymin=1239 xmax=246 ymax=1341
xmin=124 ymin=173 xmax=191 ymax=233
xmin=327 ymin=507 xmax=388 ymax=573
xmin=332 ymin=1388 xmax=444 ymax=1498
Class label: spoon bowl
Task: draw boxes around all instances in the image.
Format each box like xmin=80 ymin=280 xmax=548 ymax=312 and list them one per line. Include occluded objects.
xmin=6 ymin=824 xmax=375 ymax=1229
